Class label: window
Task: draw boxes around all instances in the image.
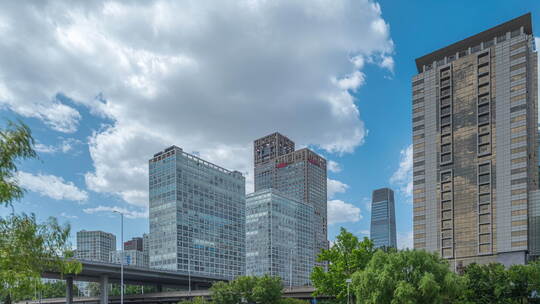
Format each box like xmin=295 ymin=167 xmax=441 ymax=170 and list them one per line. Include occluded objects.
xmin=479 ymin=234 xmax=491 ymax=244
xmin=511 ymin=146 xmax=527 ymax=154
xmin=497 ymin=34 xmax=506 ymax=43
xmin=510 ymin=62 xmax=526 ymax=71
xmin=478 ymin=113 xmax=490 ymax=125
xmin=441 ymin=134 xmax=451 ymax=144
xmin=510 ymin=83 xmax=525 ymax=92
xmin=478 ymin=134 xmax=490 ymax=144
xmin=511 ymin=40 xmax=527 ymax=50
xmin=441 ymin=116 xmax=451 ymax=125
xmin=479 ymin=163 xmax=490 ymax=174
xmin=510 ymin=52 xmax=526 ymax=61
xmin=478 ymin=103 xmax=489 ymax=114
xmin=512 ymin=209 xmax=527 ymax=216
xmin=412 ymin=79 xmax=424 ymax=86
xmin=441 ymin=106 xmax=451 ymax=116
xmin=441 ymin=154 xmax=451 ymax=163
xmin=479 ymin=224 xmax=490 ymax=234
xmin=441 ymin=144 xmax=451 ymax=153
xmin=511 ymin=73 xmax=526 ymax=83
xmin=511 ymin=125 xmax=526 ymax=134
xmin=511 ymin=29 xmax=521 ymax=38
xmin=441 ymin=171 xmax=452 ymax=182
xmin=441 ymin=125 xmax=451 ymax=134
xmin=479 ymin=174 xmax=490 ymax=184
xmin=413 ymin=97 xmax=424 ymax=105
xmin=479 ymin=214 xmax=490 ymax=224
xmin=511 ymin=114 xmax=526 ymax=122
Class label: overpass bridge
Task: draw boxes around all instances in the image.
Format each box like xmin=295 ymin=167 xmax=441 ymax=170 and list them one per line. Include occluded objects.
xmin=19 ymin=287 xmax=326 ymax=304
xmin=42 ymin=260 xmax=227 ymax=304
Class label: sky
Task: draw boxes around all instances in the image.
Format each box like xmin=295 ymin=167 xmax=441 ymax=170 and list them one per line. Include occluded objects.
xmin=0 ymin=0 xmax=538 ymax=250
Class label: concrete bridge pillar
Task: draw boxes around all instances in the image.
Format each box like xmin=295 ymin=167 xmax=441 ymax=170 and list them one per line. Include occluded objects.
xmin=100 ymin=275 xmax=109 ymax=304
xmin=65 ymin=276 xmax=73 ymax=304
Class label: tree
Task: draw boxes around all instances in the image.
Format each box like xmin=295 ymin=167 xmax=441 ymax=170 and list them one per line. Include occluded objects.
xmin=40 ymin=280 xmax=81 ymax=299
xmin=211 ymin=275 xmax=283 ymax=304
xmin=178 ymin=297 xmax=209 ymax=304
xmin=311 ymin=228 xmax=375 ymax=302
xmin=0 ymin=214 xmax=82 ymax=303
xmin=460 ymin=263 xmax=512 ymax=304
xmin=352 ymin=249 xmax=463 ymax=304
xmin=0 ymin=120 xmax=36 ymax=209
xmin=0 ymin=120 xmax=81 ymax=304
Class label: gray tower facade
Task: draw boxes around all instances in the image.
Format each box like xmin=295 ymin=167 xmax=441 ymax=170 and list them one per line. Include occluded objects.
xmin=149 ymin=146 xmax=245 ymax=278
xmin=76 ymin=230 xmax=116 ymax=263
xmin=370 ymin=188 xmax=397 ymax=248
xmin=412 ymin=14 xmax=539 ymax=267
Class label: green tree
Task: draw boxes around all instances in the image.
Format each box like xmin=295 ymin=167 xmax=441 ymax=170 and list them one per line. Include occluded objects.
xmin=460 ymin=263 xmax=512 ymax=304
xmin=0 ymin=120 xmax=81 ymax=304
xmin=311 ymin=228 xmax=375 ymax=302
xmin=352 ymin=249 xmax=463 ymax=304
xmin=0 ymin=214 xmax=82 ymax=303
xmin=178 ymin=297 xmax=209 ymax=304
xmin=40 ymin=280 xmax=81 ymax=299
xmin=0 ymin=120 xmax=36 ymax=209
xmin=211 ymin=275 xmax=283 ymax=304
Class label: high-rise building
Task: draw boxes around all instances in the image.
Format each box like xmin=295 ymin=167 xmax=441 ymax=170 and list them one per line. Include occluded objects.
xmin=124 ymin=237 xmax=144 ymax=251
xmin=412 ymin=13 xmax=539 ymax=267
xmin=246 ymin=189 xmax=314 ymax=287
xmin=149 ymin=146 xmax=246 ymax=279
xmin=75 ymin=230 xmax=116 ymax=263
xmin=254 ymin=132 xmax=295 ymax=191
xmin=253 ymin=133 xmax=328 ymax=257
xmin=110 ymin=250 xmax=148 ymax=267
xmin=370 ymin=188 xmax=397 ymax=248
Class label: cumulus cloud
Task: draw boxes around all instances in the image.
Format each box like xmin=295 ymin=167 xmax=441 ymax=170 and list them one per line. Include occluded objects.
xmin=83 ymin=205 xmax=148 ymax=219
xmin=328 ymin=199 xmax=362 ymax=225
xmin=34 ymin=138 xmax=82 ymax=154
xmin=1 ymin=1 xmax=393 ymax=206
xmin=17 ymin=171 xmax=88 ymax=202
xmin=390 ymin=144 xmax=412 ymax=199
xmin=327 ymin=178 xmax=349 ymax=199
xmin=327 ymin=160 xmax=342 ymax=173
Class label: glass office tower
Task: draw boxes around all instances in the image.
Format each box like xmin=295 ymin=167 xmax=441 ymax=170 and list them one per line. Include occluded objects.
xmin=370 ymin=188 xmax=397 ymax=248
xmin=246 ymin=189 xmax=314 ymax=286
xmin=412 ymin=13 xmax=539 ymax=267
xmin=75 ymin=230 xmax=116 ymax=263
xmin=149 ymin=146 xmax=245 ymax=278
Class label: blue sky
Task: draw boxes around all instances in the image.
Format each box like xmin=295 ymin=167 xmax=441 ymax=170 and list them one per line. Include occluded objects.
xmin=0 ymin=1 xmax=538 ymax=250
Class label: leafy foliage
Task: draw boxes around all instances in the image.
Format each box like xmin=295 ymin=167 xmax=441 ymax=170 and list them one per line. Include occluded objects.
xmin=352 ymin=249 xmax=463 ymax=304
xmin=311 ymin=227 xmax=375 ymax=302
xmin=211 ymin=275 xmax=282 ymax=304
xmin=178 ymin=297 xmax=210 ymax=304
xmin=0 ymin=120 xmax=36 ymax=208
xmin=0 ymin=214 xmax=82 ymax=303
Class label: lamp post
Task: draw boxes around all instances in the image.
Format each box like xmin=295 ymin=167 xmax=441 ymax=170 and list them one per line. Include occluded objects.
xmin=113 ymin=211 xmax=124 ymax=304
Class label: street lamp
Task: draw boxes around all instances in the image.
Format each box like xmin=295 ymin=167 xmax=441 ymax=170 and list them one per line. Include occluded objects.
xmin=346 ymin=278 xmax=352 ymax=304
xmin=113 ymin=210 xmax=124 ymax=304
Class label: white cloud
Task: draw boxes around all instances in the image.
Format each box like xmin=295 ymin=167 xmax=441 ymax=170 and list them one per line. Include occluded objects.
xmin=327 ymin=178 xmax=349 ymax=199
xmin=390 ymin=144 xmax=412 ymax=199
xmin=327 ymin=160 xmax=342 ymax=173
xmin=328 ymin=199 xmax=362 ymax=225
xmin=83 ymin=205 xmax=148 ymax=219
xmin=17 ymin=171 xmax=88 ymax=202
xmin=60 ymin=212 xmax=78 ymax=219
xmin=0 ymin=1 xmax=393 ymax=206
xmin=34 ymin=138 xmax=81 ymax=154
xmin=397 ymin=231 xmax=413 ymax=249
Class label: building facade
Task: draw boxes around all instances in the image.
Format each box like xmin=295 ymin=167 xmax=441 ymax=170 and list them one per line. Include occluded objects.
xmin=124 ymin=237 xmax=144 ymax=251
xmin=75 ymin=230 xmax=116 ymax=263
xmin=370 ymin=188 xmax=397 ymax=248
xmin=246 ymin=189 xmax=314 ymax=287
xmin=149 ymin=146 xmax=246 ymax=279
xmin=412 ymin=13 xmax=539 ymax=267
xmin=253 ymin=133 xmax=328 ymax=259
xmin=110 ymin=250 xmax=148 ymax=267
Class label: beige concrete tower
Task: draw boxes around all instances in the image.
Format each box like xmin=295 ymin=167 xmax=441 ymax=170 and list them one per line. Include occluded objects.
xmin=412 ymin=13 xmax=538 ymax=269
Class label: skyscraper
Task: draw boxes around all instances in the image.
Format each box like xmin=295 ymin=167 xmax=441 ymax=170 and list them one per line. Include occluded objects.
xmin=249 ymin=133 xmax=327 ymax=286
xmin=246 ymin=189 xmax=314 ymax=286
xmin=412 ymin=13 xmax=539 ymax=267
xmin=149 ymin=146 xmax=246 ymax=278
xmin=253 ymin=133 xmax=328 ymax=256
xmin=370 ymin=188 xmax=397 ymax=248
xmin=124 ymin=237 xmax=143 ymax=251
xmin=75 ymin=230 xmax=116 ymax=263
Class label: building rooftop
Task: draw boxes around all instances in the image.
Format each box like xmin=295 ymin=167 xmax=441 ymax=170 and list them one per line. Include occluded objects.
xmin=415 ymin=13 xmax=532 ymax=73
